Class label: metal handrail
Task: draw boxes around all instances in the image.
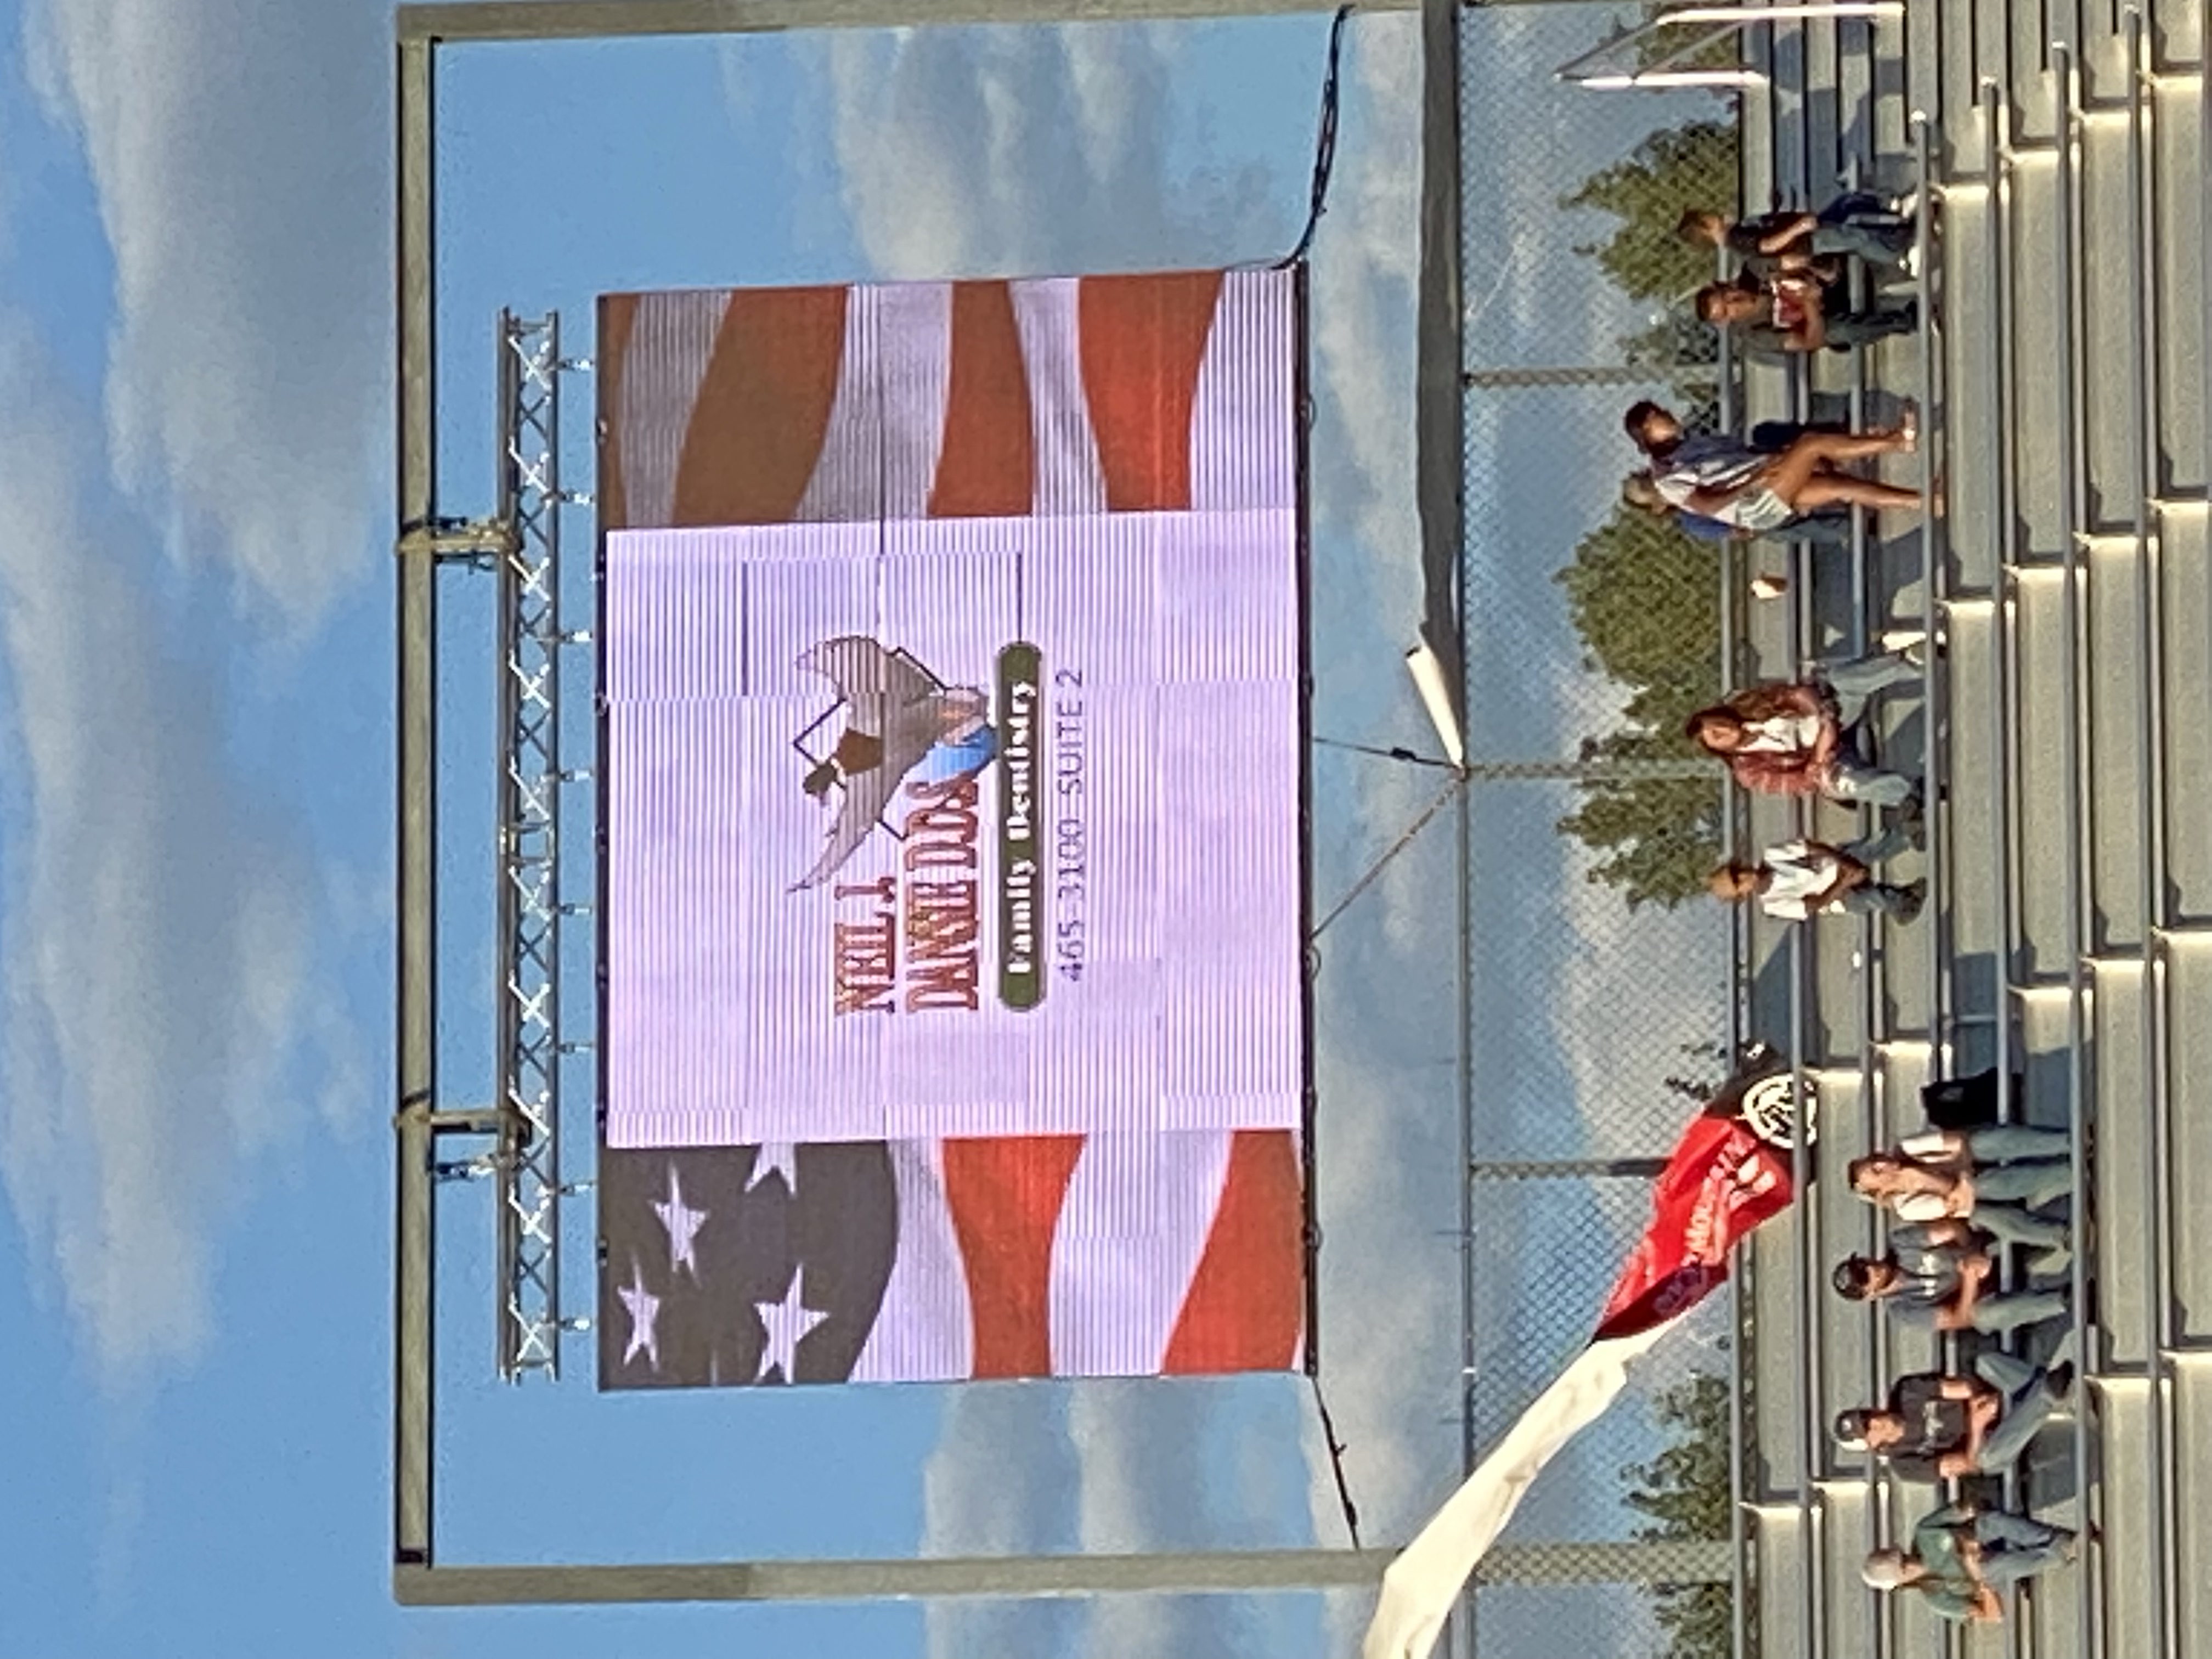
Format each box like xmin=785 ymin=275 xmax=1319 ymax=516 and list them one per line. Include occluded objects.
xmin=2119 ymin=16 xmax=2180 ymax=1659
xmin=1775 ymin=30 xmax=1820 ymax=1659
xmin=2050 ymin=42 xmax=2112 ymax=1659
xmin=1553 ymin=1 xmax=1902 ymax=89
xmin=1973 ymin=72 xmax=2039 ymax=1659
xmin=1893 ymin=113 xmax=1947 ymax=1659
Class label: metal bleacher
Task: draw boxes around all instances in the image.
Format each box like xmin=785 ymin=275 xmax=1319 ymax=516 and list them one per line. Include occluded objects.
xmin=1723 ymin=0 xmax=2209 ymax=1655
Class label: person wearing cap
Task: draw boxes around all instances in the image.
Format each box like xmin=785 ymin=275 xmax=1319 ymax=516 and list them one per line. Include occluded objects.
xmin=1833 ymin=1356 xmax=2075 ymax=1480
xmin=1709 ymin=828 xmax=1925 ymax=923
xmin=1861 ymin=1501 xmax=2078 ymax=1621
xmin=1832 ymin=1220 xmax=2068 ymax=1335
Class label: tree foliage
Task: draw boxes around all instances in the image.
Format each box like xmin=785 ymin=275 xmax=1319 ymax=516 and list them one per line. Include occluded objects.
xmin=1622 ymin=1372 xmax=1735 ymax=1659
xmin=1560 ymin=120 xmax=1742 ymax=307
xmin=1553 ymin=506 xmax=1724 ymax=908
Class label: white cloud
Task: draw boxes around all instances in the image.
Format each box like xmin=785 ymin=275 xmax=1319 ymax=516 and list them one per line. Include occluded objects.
xmin=22 ymin=0 xmax=387 ymax=632
xmin=1307 ymin=15 xmax=1421 ymax=606
xmin=0 ymin=320 xmax=357 ymax=1379
xmin=812 ymin=21 xmax=1285 ymax=283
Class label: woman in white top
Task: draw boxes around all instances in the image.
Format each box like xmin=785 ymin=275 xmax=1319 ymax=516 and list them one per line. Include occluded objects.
xmin=1627 ymin=399 xmax=1925 ymax=531
xmin=1709 ymin=826 xmax=1923 ymax=921
xmin=1848 ymin=1148 xmax=2073 ymax=1256
xmin=1684 ymin=646 xmax=1926 ymax=806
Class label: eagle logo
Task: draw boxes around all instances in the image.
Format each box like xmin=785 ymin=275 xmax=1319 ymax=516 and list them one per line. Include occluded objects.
xmin=789 ymin=636 xmax=998 ymax=891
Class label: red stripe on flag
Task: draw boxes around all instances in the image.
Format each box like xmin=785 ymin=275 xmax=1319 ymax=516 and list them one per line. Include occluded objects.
xmin=943 ymin=1135 xmax=1087 ymax=1379
xmin=1077 ymin=272 xmax=1223 ymax=512
xmin=596 ymin=295 xmax=639 ymax=532
xmin=674 ymin=286 xmax=848 ymax=526
xmin=1161 ymin=1130 xmax=1304 ymax=1374
xmin=928 ymin=281 xmax=1035 ymax=519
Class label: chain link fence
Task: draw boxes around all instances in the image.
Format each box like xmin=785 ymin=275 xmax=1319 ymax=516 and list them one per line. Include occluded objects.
xmin=1450 ymin=6 xmax=1748 ymax=1656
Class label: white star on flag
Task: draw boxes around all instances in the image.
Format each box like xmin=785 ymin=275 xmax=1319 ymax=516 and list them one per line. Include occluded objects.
xmin=617 ymin=1258 xmax=661 ymax=1372
xmin=753 ymin=1267 xmax=828 ymax=1384
xmin=747 ymin=1142 xmax=798 ymax=1195
xmin=652 ymin=1163 xmax=709 ymax=1278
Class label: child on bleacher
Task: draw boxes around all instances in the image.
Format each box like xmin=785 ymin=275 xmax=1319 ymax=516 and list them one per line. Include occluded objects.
xmin=1676 ymin=190 xmax=1919 ymax=281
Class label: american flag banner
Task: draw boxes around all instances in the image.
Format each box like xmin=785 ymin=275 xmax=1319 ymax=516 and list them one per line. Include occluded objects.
xmin=597 ymin=1130 xmax=1305 ymax=1387
xmin=594 ymin=269 xmax=1311 ymax=1388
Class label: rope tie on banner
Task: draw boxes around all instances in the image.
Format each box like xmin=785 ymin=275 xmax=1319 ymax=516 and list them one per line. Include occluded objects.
xmin=1311 ymin=1371 xmax=1365 ymax=1547
xmin=1279 ymin=5 xmax=1353 ymax=267
xmin=1242 ymin=3 xmax=1354 ymax=272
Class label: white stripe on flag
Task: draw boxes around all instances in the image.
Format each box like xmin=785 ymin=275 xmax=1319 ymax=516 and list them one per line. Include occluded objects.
xmin=1189 ymin=270 xmax=1297 ymax=513
xmin=1010 ymin=278 xmax=1108 ymax=517
xmin=616 ymin=291 xmax=729 ymax=530
xmin=849 ymin=1139 xmax=974 ymax=1383
xmin=1046 ymin=1131 xmax=1235 ymax=1376
xmin=1361 ymin=1324 xmax=1673 ymax=1659
xmin=795 ymin=282 xmax=953 ymax=523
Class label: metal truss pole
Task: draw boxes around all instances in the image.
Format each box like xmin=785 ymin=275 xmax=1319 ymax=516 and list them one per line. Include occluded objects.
xmin=493 ymin=312 xmax=583 ymax=1380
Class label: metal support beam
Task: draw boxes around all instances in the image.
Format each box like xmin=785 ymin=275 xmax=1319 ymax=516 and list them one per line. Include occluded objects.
xmin=397 ymin=515 xmax=519 ymax=562
xmin=1468 ymin=1156 xmax=1670 ymax=1180
xmin=1415 ymin=0 xmax=1467 ymax=713
xmin=397 ymin=0 xmax=1401 ymax=43
xmin=394 ymin=1541 xmax=1733 ymax=1606
xmin=1459 ymin=363 xmax=1719 ymax=389
xmin=394 ymin=29 xmax=438 ymax=1572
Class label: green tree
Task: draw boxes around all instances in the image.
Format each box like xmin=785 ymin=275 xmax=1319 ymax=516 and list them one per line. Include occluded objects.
xmin=1560 ymin=119 xmax=1741 ymax=307
xmin=1622 ymin=1371 xmax=1735 ymax=1659
xmin=1553 ymin=506 xmax=1724 ymax=907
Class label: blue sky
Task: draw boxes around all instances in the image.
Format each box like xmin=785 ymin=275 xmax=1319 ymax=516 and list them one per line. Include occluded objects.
xmin=0 ymin=3 xmax=1734 ymax=1656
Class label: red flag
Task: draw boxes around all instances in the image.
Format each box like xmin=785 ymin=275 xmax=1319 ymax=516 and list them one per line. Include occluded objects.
xmin=1365 ymin=1061 xmax=1805 ymax=1659
xmin=1592 ymin=1103 xmax=1795 ymax=1342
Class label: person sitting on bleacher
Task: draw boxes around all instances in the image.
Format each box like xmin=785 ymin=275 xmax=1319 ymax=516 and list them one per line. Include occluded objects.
xmin=1708 ymin=828 xmax=1925 ymax=923
xmin=1620 ymin=468 xmax=1856 ymax=550
xmin=1676 ymin=191 xmax=1919 ymax=282
xmin=1847 ymin=1152 xmax=2072 ymax=1262
xmin=1625 ymin=399 xmax=1924 ymax=531
xmin=1833 ymin=1221 xmax=2067 ymax=1336
xmin=1681 ymin=647 xmax=1925 ymax=808
xmin=1833 ymin=1355 xmax=2076 ymax=1481
xmin=1695 ymin=270 xmax=1919 ymax=357
xmin=1855 ymin=1123 xmax=2072 ymax=1206
xmin=1861 ymin=1500 xmax=2079 ymax=1622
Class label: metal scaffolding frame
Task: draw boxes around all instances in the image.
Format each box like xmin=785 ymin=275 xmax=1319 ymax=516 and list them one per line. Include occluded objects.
xmin=392 ymin=0 xmax=1755 ymax=1622
xmin=391 ymin=0 xmax=1467 ymax=1612
xmin=492 ymin=311 xmax=590 ymax=1381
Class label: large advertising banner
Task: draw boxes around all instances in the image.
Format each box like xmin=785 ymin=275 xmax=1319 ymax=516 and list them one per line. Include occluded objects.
xmin=595 ymin=270 xmax=1308 ymax=1389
